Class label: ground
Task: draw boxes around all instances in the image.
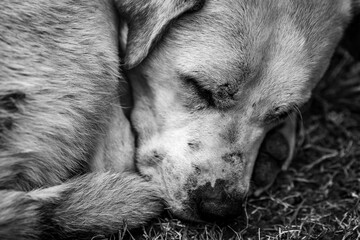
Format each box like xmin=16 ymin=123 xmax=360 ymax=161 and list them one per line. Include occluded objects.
xmin=110 ymin=47 xmax=359 ymax=240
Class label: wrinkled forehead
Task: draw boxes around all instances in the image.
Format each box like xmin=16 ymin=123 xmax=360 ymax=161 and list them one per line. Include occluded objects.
xmin=162 ymin=0 xmax=351 ymax=79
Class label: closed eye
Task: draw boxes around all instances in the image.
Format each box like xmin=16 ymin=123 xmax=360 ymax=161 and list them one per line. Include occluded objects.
xmin=181 ymin=75 xmax=215 ymax=107
xmin=264 ymin=107 xmax=294 ymax=124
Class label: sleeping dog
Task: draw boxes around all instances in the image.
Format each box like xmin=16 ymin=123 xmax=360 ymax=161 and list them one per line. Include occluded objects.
xmin=127 ymin=0 xmax=359 ymax=222
xmin=0 ymin=0 xmax=203 ymax=239
xmin=0 ymin=0 xmax=358 ymax=239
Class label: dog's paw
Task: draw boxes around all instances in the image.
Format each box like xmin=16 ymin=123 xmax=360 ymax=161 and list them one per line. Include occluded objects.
xmin=252 ymin=130 xmax=289 ymax=196
xmin=251 ymin=114 xmax=300 ymax=196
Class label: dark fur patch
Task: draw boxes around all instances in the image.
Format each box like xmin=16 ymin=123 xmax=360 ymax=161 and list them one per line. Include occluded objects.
xmin=38 ymin=201 xmax=62 ymax=240
xmin=185 ymin=173 xmax=199 ymax=190
xmin=220 ymin=122 xmax=238 ymax=144
xmin=194 ymin=165 xmax=201 ymax=175
xmin=188 ymin=140 xmax=201 ymax=151
xmin=222 ymin=152 xmax=243 ymax=164
xmin=0 ymin=92 xmax=26 ymax=113
xmin=0 ymin=117 xmax=13 ymax=132
xmin=142 ymin=151 xmax=165 ymax=167
xmin=187 ymin=0 xmax=206 ymax=13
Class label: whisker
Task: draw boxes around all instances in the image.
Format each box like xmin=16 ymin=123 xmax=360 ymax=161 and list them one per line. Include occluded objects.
xmin=293 ymin=104 xmax=304 ymax=130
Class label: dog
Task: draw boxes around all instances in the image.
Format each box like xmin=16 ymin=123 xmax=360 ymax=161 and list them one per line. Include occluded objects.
xmin=1 ymin=0 xmax=359 ymax=239
xmin=0 ymin=0 xmax=204 ymax=239
xmin=127 ymin=0 xmax=360 ymax=223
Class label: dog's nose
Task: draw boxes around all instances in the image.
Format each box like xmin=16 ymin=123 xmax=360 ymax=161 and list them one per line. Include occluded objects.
xmin=190 ymin=180 xmax=245 ymax=222
xmin=198 ymin=198 xmax=244 ymax=221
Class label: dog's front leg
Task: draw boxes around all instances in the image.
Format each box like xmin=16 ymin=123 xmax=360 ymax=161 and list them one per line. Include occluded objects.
xmin=90 ymin=102 xmax=136 ymax=173
xmin=0 ymin=172 xmax=163 ymax=240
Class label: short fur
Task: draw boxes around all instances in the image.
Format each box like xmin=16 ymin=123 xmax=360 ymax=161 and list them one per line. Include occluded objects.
xmin=0 ymin=0 xmax=203 ymax=239
xmin=128 ymin=0 xmax=359 ymax=222
xmin=1 ymin=0 xmax=359 ymax=237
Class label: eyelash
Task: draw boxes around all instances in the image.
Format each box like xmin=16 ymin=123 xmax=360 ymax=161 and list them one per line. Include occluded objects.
xmin=182 ymin=76 xmax=215 ymax=107
xmin=265 ymin=107 xmax=295 ymax=124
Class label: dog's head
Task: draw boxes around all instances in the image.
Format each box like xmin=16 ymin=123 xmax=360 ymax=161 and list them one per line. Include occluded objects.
xmin=122 ymin=0 xmax=356 ymax=222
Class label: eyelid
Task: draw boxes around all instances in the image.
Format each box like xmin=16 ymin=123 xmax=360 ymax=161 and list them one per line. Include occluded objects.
xmin=181 ymin=75 xmax=215 ymax=107
xmin=264 ymin=107 xmax=294 ymax=124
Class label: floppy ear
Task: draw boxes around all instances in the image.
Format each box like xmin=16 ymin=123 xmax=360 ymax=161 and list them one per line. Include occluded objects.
xmin=115 ymin=0 xmax=205 ymax=69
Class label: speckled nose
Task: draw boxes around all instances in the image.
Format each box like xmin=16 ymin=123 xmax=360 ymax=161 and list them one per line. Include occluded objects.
xmin=190 ymin=179 xmax=245 ymax=222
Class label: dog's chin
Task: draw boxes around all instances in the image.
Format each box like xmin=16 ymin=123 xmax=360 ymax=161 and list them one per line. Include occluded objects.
xmin=170 ymin=208 xmax=206 ymax=223
xmin=169 ymin=202 xmax=249 ymax=225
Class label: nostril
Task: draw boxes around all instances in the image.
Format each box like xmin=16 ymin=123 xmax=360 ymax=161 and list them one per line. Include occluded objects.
xmin=198 ymin=199 xmax=244 ymax=222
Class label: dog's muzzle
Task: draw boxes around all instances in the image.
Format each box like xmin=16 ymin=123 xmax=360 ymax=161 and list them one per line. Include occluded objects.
xmin=188 ymin=179 xmax=246 ymax=222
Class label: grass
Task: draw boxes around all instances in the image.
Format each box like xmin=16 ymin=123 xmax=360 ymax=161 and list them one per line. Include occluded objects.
xmin=110 ymin=47 xmax=360 ymax=240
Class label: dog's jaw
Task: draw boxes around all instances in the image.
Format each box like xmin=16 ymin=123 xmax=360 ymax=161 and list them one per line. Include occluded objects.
xmin=129 ymin=0 xmax=353 ymax=222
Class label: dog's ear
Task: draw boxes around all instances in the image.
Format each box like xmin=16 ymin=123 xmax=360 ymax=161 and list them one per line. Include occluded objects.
xmin=115 ymin=0 xmax=205 ymax=69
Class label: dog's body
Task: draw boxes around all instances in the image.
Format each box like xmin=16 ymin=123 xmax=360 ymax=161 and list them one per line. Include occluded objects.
xmin=1 ymin=0 xmax=207 ymax=238
xmin=0 ymin=0 xmax=358 ymax=238
xmin=0 ymin=0 xmax=180 ymax=239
